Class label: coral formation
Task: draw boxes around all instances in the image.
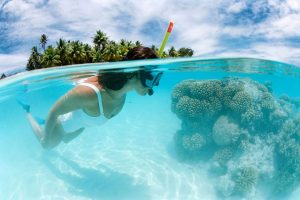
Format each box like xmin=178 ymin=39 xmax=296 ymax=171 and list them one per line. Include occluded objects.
xmin=171 ymin=77 xmax=300 ymax=198
xmin=213 ymin=147 xmax=235 ymax=166
xmin=228 ymin=91 xmax=252 ymax=113
xmin=171 ymin=79 xmax=223 ymax=120
xmin=182 ymin=133 xmax=206 ymax=152
xmin=274 ymin=138 xmax=300 ymax=194
xmin=232 ymin=167 xmax=259 ymax=194
xmin=212 ymin=116 xmax=240 ymax=146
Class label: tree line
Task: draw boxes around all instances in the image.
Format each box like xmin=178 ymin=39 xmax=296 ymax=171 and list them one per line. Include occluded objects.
xmin=26 ymin=30 xmax=194 ymax=71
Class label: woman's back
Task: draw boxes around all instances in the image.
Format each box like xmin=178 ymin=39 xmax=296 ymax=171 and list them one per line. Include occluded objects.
xmin=58 ymin=82 xmax=108 ymax=133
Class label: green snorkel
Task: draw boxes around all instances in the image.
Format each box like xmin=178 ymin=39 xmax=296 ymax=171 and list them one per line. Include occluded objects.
xmin=145 ymin=21 xmax=173 ymax=96
xmin=158 ymin=21 xmax=174 ymax=57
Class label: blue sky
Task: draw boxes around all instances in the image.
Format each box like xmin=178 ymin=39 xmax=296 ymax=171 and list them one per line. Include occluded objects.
xmin=0 ymin=0 xmax=300 ymax=73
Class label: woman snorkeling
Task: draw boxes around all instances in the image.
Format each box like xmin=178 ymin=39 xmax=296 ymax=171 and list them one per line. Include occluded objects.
xmin=19 ymin=46 xmax=162 ymax=149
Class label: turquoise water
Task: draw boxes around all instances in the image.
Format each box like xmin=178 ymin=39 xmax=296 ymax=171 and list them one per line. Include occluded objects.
xmin=0 ymin=57 xmax=300 ymax=200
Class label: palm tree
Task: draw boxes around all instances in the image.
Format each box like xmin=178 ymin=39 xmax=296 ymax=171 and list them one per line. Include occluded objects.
xmin=69 ymin=41 xmax=85 ymax=64
xmin=56 ymin=38 xmax=70 ymax=65
xmin=168 ymin=46 xmax=178 ymax=57
xmin=178 ymin=47 xmax=194 ymax=57
xmin=26 ymin=59 xmax=35 ymax=70
xmin=102 ymin=41 xmax=122 ymax=61
xmin=135 ymin=40 xmax=142 ymax=47
xmin=151 ymin=45 xmax=159 ymax=56
xmin=26 ymin=46 xmax=41 ymax=70
xmin=41 ymin=46 xmax=61 ymax=67
xmin=83 ymin=44 xmax=93 ymax=63
xmin=119 ymin=39 xmax=134 ymax=58
xmin=160 ymin=51 xmax=168 ymax=58
xmin=120 ymin=39 xmax=134 ymax=49
xmin=27 ymin=31 xmax=195 ymax=71
xmin=40 ymin=34 xmax=48 ymax=52
xmin=92 ymin=48 xmax=104 ymax=63
xmin=93 ymin=30 xmax=109 ymax=52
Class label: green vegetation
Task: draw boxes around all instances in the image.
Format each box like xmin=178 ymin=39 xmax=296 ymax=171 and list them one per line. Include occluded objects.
xmin=26 ymin=30 xmax=194 ymax=70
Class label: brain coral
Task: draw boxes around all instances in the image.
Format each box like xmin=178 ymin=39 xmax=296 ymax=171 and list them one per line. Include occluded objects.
xmin=212 ymin=116 xmax=241 ymax=146
xmin=228 ymin=91 xmax=253 ymax=113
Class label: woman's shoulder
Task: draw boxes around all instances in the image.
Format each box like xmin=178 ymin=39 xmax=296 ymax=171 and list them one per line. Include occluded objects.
xmin=72 ymin=81 xmax=104 ymax=102
xmin=83 ymin=75 xmax=99 ymax=83
xmin=72 ymin=84 xmax=96 ymax=98
xmin=78 ymin=76 xmax=105 ymax=91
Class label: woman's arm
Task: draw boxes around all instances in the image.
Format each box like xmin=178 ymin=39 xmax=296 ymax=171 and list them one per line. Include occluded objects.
xmin=44 ymin=87 xmax=89 ymax=136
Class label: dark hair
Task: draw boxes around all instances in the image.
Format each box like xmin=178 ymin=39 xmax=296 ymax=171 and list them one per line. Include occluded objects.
xmin=99 ymin=46 xmax=158 ymax=90
xmin=123 ymin=46 xmax=158 ymax=61
xmin=99 ymin=72 xmax=136 ymax=90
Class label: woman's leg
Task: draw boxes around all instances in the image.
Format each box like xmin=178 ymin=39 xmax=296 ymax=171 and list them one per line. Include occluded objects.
xmin=18 ymin=100 xmax=84 ymax=149
xmin=25 ymin=112 xmax=45 ymax=142
xmin=42 ymin=123 xmax=64 ymax=149
xmin=25 ymin=112 xmax=64 ymax=149
xmin=17 ymin=99 xmax=48 ymax=145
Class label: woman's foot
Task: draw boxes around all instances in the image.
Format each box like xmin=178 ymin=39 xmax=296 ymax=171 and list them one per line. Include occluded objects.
xmin=16 ymin=99 xmax=46 ymax=125
xmin=35 ymin=116 xmax=45 ymax=125
xmin=16 ymin=99 xmax=30 ymax=113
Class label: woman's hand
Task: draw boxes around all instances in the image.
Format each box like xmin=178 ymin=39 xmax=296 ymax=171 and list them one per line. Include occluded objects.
xmin=62 ymin=127 xmax=85 ymax=143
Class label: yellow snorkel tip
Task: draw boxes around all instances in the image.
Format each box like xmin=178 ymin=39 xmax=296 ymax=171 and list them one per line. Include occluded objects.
xmin=158 ymin=21 xmax=174 ymax=57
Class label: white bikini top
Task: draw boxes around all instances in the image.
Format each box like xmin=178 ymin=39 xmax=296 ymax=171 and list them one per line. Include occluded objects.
xmin=79 ymin=82 xmax=105 ymax=114
xmin=78 ymin=82 xmax=108 ymax=124
xmin=61 ymin=82 xmax=108 ymax=128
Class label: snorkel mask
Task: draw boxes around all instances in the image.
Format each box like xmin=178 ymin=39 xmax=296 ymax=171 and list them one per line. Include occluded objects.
xmin=140 ymin=71 xmax=163 ymax=96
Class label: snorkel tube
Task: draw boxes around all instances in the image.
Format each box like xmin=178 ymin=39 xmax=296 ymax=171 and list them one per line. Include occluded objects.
xmin=147 ymin=21 xmax=174 ymax=95
xmin=158 ymin=21 xmax=174 ymax=57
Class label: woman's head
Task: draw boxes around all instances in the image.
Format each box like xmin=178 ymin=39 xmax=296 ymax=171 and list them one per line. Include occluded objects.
xmin=99 ymin=46 xmax=159 ymax=94
xmin=98 ymin=72 xmax=137 ymax=91
xmin=123 ymin=46 xmax=158 ymax=61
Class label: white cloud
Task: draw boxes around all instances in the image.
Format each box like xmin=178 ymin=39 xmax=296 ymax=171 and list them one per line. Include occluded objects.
xmin=262 ymin=13 xmax=300 ymax=39
xmin=4 ymin=0 xmax=56 ymax=39
xmin=228 ymin=2 xmax=246 ymax=13
xmin=287 ymin=0 xmax=300 ymax=10
xmin=252 ymin=43 xmax=300 ymax=64
xmin=0 ymin=0 xmax=300 ymax=67
xmin=0 ymin=53 xmax=28 ymax=73
xmin=212 ymin=42 xmax=300 ymax=65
